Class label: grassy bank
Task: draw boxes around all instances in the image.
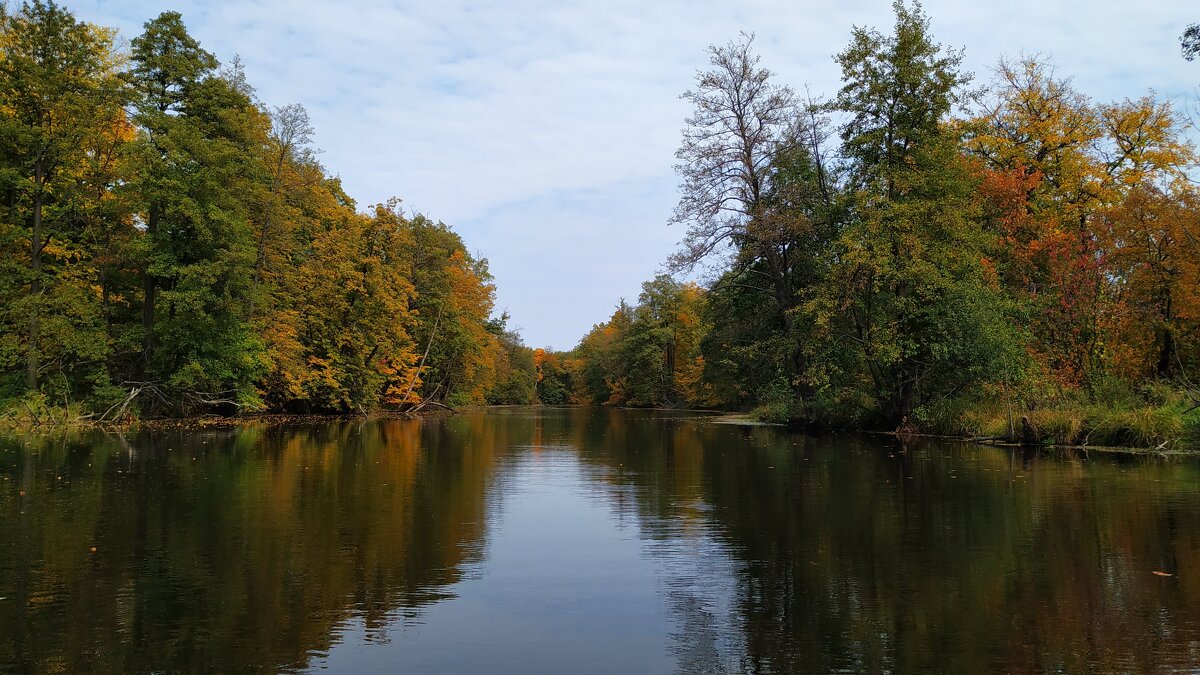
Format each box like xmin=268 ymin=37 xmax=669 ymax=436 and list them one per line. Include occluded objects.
xmin=7 ymin=390 xmax=1198 ymax=454
xmin=912 ymin=385 xmax=1200 ymax=452
xmin=0 ymin=392 xmax=455 ymax=434
xmin=735 ymin=378 xmax=1200 ymax=452
xmin=0 ymin=393 xmax=96 ymax=432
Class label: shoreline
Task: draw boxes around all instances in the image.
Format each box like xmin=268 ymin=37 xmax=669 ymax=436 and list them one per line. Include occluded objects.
xmin=0 ymin=408 xmax=457 ymax=435
xmin=3 ymin=404 xmax=1194 ymax=456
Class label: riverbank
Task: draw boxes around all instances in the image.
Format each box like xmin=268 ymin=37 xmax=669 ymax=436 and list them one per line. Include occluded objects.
xmin=0 ymin=403 xmax=456 ymax=434
xmin=914 ymin=398 xmax=1200 ymax=453
xmin=5 ymin=397 xmax=1196 ymax=455
xmin=719 ymin=394 xmax=1199 ymax=453
xmin=709 ymin=412 xmax=782 ymax=427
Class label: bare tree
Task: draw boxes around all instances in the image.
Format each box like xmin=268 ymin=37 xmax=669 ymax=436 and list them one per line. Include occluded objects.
xmin=670 ymin=35 xmax=842 ymax=408
xmin=669 ymin=32 xmax=795 ymax=271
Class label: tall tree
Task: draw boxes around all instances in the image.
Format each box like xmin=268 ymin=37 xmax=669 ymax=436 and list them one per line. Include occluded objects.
xmin=827 ymin=0 xmax=1012 ymax=424
xmin=0 ymin=0 xmax=123 ymax=391
xmin=1101 ymin=185 xmax=1200 ymax=379
xmin=671 ymin=33 xmax=839 ymax=412
xmin=670 ymin=32 xmax=795 ymax=269
xmin=128 ymin=11 xmax=217 ymax=376
xmin=967 ymin=58 xmax=1193 ymax=391
xmin=127 ymin=12 xmax=267 ymax=412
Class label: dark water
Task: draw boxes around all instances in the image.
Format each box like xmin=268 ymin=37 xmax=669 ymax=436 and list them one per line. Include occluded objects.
xmin=2 ymin=408 xmax=1200 ymax=673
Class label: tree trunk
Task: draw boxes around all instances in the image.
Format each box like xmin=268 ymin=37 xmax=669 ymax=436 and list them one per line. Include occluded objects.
xmin=1156 ymin=327 xmax=1176 ymax=378
xmin=768 ymin=247 xmax=813 ymax=408
xmin=1156 ymin=295 xmax=1175 ymax=378
xmin=26 ymin=162 xmax=43 ymax=390
xmin=892 ymin=374 xmax=915 ymax=428
xmin=141 ymin=203 xmax=160 ymax=372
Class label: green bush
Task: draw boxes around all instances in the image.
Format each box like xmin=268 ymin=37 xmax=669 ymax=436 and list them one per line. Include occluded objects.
xmin=1089 ymin=374 xmax=1134 ymax=407
xmin=753 ymin=375 xmax=796 ymax=424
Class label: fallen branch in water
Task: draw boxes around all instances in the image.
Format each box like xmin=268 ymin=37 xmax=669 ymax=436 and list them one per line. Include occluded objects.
xmin=100 ymin=386 xmax=141 ymax=423
xmin=399 ymin=306 xmax=442 ymax=408
xmin=414 ymin=400 xmax=458 ymax=413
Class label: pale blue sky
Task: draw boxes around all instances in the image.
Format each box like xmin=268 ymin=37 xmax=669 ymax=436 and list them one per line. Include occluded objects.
xmin=69 ymin=0 xmax=1197 ymax=349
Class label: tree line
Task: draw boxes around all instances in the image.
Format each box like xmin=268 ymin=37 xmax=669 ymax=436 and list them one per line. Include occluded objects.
xmin=0 ymin=1 xmax=538 ymax=422
xmin=550 ymin=3 xmax=1200 ymax=445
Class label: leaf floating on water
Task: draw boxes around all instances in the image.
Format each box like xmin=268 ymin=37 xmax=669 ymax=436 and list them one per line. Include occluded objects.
xmin=1152 ymin=571 xmax=1173 ymax=577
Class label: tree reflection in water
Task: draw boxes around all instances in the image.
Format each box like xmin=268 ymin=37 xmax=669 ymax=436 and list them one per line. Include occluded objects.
xmin=3 ymin=408 xmax=1200 ymax=673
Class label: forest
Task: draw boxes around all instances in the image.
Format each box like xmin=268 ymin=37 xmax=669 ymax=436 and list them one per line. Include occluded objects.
xmin=4 ymin=1 xmax=1200 ymax=449
xmin=0 ymin=1 xmax=539 ymax=424
xmin=541 ymin=5 xmax=1200 ymax=448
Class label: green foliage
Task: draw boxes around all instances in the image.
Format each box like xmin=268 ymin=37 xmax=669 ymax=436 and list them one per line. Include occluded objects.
xmin=485 ymin=327 xmax=536 ymax=405
xmin=123 ymin=16 xmax=268 ymax=414
xmin=0 ymin=5 xmax=517 ymax=423
xmin=752 ymin=375 xmax=795 ymax=424
xmin=558 ymin=277 xmax=709 ymax=408
xmin=538 ymin=366 xmax=571 ymax=405
xmin=0 ymin=0 xmax=126 ymax=397
xmin=821 ymin=2 xmax=1014 ymax=426
xmin=1184 ymin=409 xmax=1200 ymax=448
xmin=567 ymin=2 xmax=1200 ymax=453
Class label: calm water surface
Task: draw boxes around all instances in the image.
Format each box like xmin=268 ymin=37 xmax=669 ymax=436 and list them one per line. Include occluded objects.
xmin=3 ymin=408 xmax=1200 ymax=673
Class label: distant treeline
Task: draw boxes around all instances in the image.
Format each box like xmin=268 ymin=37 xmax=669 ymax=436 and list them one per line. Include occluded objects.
xmin=546 ymin=4 xmax=1200 ymax=446
xmin=0 ymin=1 xmax=537 ymax=422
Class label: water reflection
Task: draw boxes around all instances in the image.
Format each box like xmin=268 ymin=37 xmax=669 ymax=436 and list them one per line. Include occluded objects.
xmin=0 ymin=417 xmax=517 ymax=672
xmin=2 ymin=409 xmax=1200 ymax=673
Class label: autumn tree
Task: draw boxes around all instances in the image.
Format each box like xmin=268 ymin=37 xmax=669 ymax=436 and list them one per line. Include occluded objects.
xmin=617 ymin=276 xmax=706 ymax=407
xmin=560 ymin=280 xmax=708 ymax=409
xmin=566 ymin=302 xmax=635 ymax=406
xmin=533 ymin=348 xmax=573 ymax=405
xmin=248 ymin=102 xmax=316 ymax=320
xmin=0 ymin=0 xmax=125 ymax=394
xmin=399 ymin=211 xmax=500 ymax=408
xmin=0 ymin=5 xmax=517 ymax=421
xmin=484 ymin=322 xmax=535 ymax=405
xmin=967 ymin=57 xmax=1193 ymax=393
xmin=823 ymin=0 xmax=1016 ymax=425
xmin=1100 ymin=185 xmax=1200 ymax=380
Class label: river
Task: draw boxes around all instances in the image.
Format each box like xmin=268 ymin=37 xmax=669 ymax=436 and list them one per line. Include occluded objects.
xmin=2 ymin=408 xmax=1199 ymax=673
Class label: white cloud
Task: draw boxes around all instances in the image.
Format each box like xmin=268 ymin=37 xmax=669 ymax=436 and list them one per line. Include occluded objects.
xmin=70 ymin=0 xmax=1199 ymax=347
